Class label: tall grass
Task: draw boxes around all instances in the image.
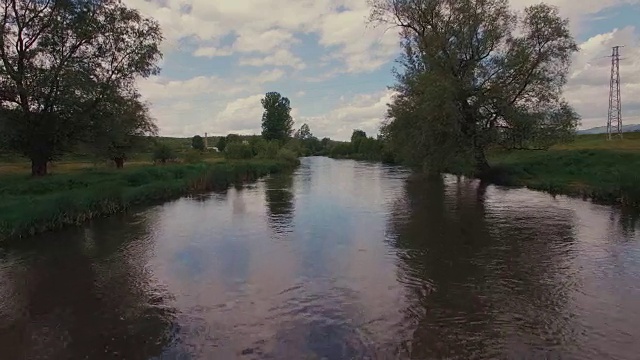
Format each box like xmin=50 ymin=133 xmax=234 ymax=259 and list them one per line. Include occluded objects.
xmin=0 ymin=160 xmax=295 ymax=241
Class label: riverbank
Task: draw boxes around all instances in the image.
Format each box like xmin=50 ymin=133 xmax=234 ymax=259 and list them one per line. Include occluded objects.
xmin=487 ymin=148 xmax=640 ymax=206
xmin=0 ymin=159 xmax=297 ymax=241
xmin=327 ymin=132 xmax=640 ymax=207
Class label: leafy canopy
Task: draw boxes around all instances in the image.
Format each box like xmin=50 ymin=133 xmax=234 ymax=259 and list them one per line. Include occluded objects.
xmin=0 ymin=0 xmax=162 ymax=174
xmin=89 ymin=93 xmax=157 ymax=167
xmin=192 ymin=135 xmax=205 ymax=151
xmin=261 ymin=92 xmax=293 ymax=142
xmin=370 ymin=0 xmax=579 ymax=173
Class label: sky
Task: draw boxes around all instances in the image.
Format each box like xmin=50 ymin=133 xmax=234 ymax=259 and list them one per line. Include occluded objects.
xmin=124 ymin=0 xmax=640 ymax=141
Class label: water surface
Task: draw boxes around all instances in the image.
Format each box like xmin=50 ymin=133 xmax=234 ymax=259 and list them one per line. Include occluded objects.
xmin=1 ymin=157 xmax=640 ymax=359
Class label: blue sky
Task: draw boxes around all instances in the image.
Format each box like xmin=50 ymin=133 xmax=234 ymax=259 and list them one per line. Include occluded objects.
xmin=125 ymin=0 xmax=640 ymax=140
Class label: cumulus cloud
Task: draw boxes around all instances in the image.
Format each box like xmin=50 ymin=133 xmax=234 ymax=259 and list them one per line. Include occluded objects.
xmin=298 ymin=90 xmax=395 ymax=140
xmin=192 ymin=46 xmax=233 ymax=58
xmin=123 ymin=0 xmax=399 ymax=74
xmin=565 ymin=26 xmax=640 ymax=128
xmin=120 ymin=0 xmax=640 ymax=137
xmin=239 ymin=49 xmax=306 ymax=69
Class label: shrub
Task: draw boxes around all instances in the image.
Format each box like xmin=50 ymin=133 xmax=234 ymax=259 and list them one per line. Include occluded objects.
xmin=183 ymin=149 xmax=204 ymax=164
xmin=250 ymin=138 xmax=268 ymax=156
xmin=276 ymin=148 xmax=299 ymax=166
xmin=225 ymin=142 xmax=253 ymax=160
xmin=257 ymin=140 xmax=280 ymax=159
xmin=330 ymin=143 xmax=353 ymax=157
xmin=153 ymin=143 xmax=176 ymax=164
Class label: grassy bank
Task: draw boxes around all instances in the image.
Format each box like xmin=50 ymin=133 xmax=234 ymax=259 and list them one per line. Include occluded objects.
xmin=488 ymin=149 xmax=640 ymax=206
xmin=0 ymin=159 xmax=297 ymax=241
xmin=486 ymin=133 xmax=640 ymax=206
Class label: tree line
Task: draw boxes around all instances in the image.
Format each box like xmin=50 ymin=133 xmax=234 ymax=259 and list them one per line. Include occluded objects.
xmin=187 ymin=91 xmax=336 ymax=161
xmin=1 ymin=0 xmax=581 ymax=178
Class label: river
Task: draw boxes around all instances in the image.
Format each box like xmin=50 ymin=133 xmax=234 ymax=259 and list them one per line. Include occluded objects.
xmin=1 ymin=156 xmax=640 ymax=359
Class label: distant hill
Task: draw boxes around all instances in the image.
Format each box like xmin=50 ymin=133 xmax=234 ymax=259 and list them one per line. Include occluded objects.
xmin=577 ymin=124 xmax=640 ymax=135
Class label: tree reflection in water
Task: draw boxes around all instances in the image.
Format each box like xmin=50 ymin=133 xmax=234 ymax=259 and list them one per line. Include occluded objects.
xmin=265 ymin=172 xmax=296 ymax=237
xmin=386 ymin=174 xmax=579 ymax=359
xmin=0 ymin=211 xmax=179 ymax=359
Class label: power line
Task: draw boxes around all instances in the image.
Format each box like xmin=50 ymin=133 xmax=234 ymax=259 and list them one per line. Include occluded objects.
xmin=607 ymin=45 xmax=623 ymax=140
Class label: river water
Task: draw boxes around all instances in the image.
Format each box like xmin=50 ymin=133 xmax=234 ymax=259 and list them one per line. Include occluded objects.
xmin=1 ymin=157 xmax=640 ymax=359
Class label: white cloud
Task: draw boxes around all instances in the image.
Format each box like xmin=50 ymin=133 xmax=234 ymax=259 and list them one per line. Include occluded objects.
xmin=121 ymin=0 xmax=640 ymax=137
xmin=214 ymin=94 xmax=266 ymax=134
xmin=233 ymin=28 xmax=299 ymax=54
xmin=192 ymin=46 xmax=233 ymax=58
xmin=239 ymin=49 xmax=306 ymax=69
xmin=298 ymin=90 xmax=395 ymax=140
xmin=123 ymin=0 xmax=398 ymax=73
xmin=565 ymin=26 xmax=640 ymax=128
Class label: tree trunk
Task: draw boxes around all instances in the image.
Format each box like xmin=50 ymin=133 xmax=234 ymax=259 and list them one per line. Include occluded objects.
xmin=31 ymin=159 xmax=48 ymax=176
xmin=114 ymin=157 xmax=124 ymax=169
xmin=474 ymin=145 xmax=490 ymax=176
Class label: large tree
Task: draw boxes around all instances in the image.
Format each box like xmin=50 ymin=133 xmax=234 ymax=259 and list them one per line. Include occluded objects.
xmin=191 ymin=135 xmax=204 ymax=151
xmin=261 ymin=91 xmax=293 ymax=142
xmin=294 ymin=123 xmax=312 ymax=140
xmin=0 ymin=0 xmax=162 ymax=175
xmin=370 ymin=0 xmax=579 ymax=174
xmin=89 ymin=93 xmax=157 ymax=168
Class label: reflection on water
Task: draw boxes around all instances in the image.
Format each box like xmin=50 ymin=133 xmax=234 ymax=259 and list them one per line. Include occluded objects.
xmin=1 ymin=157 xmax=640 ymax=359
xmin=0 ymin=213 xmax=177 ymax=359
xmin=265 ymin=172 xmax=295 ymax=238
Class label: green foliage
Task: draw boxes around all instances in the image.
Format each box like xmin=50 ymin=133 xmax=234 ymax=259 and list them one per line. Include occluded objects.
xmin=370 ymin=0 xmax=579 ymax=173
xmin=88 ymin=93 xmax=158 ymax=168
xmin=192 ymin=135 xmax=205 ymax=151
xmin=350 ymin=130 xmax=368 ymax=153
xmin=256 ymin=140 xmax=280 ymax=159
xmin=0 ymin=0 xmax=162 ymax=176
xmin=226 ymin=134 xmax=242 ymax=143
xmin=224 ymin=143 xmax=253 ymax=160
xmin=153 ymin=143 xmax=177 ymax=164
xmin=326 ymin=131 xmax=385 ymax=161
xmin=294 ymin=123 xmax=313 ymax=140
xmin=330 ymin=143 xmax=354 ymax=158
xmin=261 ymin=92 xmax=294 ymax=142
xmin=283 ymin=138 xmax=306 ymax=156
xmin=249 ymin=137 xmax=267 ymax=157
xmin=217 ymin=137 xmax=228 ymax=152
xmin=276 ymin=148 xmax=301 ymax=167
xmin=183 ymin=150 xmax=204 ymax=164
xmin=0 ymin=160 xmax=296 ymax=241
xmin=486 ymin=149 xmax=640 ymax=206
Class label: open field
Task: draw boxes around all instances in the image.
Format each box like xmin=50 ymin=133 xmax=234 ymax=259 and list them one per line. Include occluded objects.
xmin=488 ymin=132 xmax=640 ymax=206
xmin=552 ymin=131 xmax=640 ymax=151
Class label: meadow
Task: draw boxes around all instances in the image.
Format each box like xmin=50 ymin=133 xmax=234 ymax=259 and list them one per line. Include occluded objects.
xmin=0 ymin=144 xmax=297 ymax=241
xmin=488 ymin=132 xmax=640 ymax=206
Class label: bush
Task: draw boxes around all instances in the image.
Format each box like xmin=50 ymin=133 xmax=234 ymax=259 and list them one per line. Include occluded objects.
xmin=257 ymin=140 xmax=280 ymax=159
xmin=276 ymin=148 xmax=299 ymax=166
xmin=225 ymin=142 xmax=253 ymax=160
xmin=330 ymin=143 xmax=353 ymax=157
xmin=250 ymin=138 xmax=268 ymax=156
xmin=183 ymin=149 xmax=204 ymax=164
xmin=153 ymin=143 xmax=176 ymax=164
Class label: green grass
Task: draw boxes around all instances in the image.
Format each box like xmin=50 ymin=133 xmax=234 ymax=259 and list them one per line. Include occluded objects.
xmin=552 ymin=132 xmax=640 ymax=151
xmin=0 ymin=159 xmax=297 ymax=241
xmin=488 ymin=132 xmax=640 ymax=206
